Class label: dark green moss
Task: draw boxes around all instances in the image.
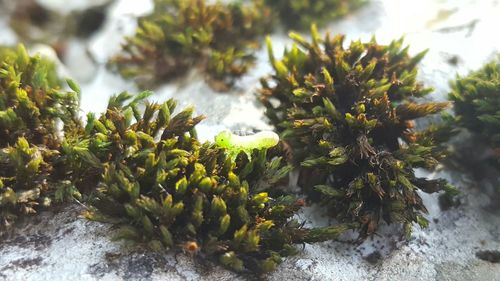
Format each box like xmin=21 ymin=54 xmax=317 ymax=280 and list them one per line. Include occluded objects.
xmin=449 ymin=57 xmax=500 ymax=196
xmin=259 ymin=26 xmax=455 ymax=239
xmin=449 ymin=58 xmax=500 ymax=160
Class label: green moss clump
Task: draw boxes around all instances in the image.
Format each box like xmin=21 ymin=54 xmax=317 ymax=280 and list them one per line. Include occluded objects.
xmin=110 ymin=0 xmax=273 ymax=91
xmin=449 ymin=57 xmax=500 ymax=196
xmin=264 ymin=0 xmax=366 ymax=30
xmin=83 ymin=93 xmax=353 ymax=274
xmin=449 ymin=57 xmax=500 ymax=160
xmin=0 ymin=45 xmax=82 ymax=227
xmin=259 ymin=27 xmax=455 ymax=239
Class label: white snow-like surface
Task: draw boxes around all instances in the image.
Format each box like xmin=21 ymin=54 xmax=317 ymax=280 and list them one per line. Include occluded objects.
xmin=1 ymin=0 xmax=500 ymax=280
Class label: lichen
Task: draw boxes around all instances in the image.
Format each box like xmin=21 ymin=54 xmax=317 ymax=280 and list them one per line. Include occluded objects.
xmin=109 ymin=0 xmax=273 ymax=91
xmin=259 ymin=26 xmax=456 ymax=239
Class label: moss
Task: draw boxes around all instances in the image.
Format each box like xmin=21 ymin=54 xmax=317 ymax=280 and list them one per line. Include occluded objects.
xmin=82 ymin=93 xmax=353 ymax=274
xmin=259 ymin=26 xmax=455 ymax=239
xmin=110 ymin=0 xmax=273 ymax=91
xmin=264 ymin=0 xmax=366 ymax=30
xmin=449 ymin=57 xmax=500 ymax=196
xmin=0 ymin=45 xmax=82 ymax=228
xmin=0 ymin=44 xmax=352 ymax=275
xmin=449 ymin=57 xmax=500 ymax=159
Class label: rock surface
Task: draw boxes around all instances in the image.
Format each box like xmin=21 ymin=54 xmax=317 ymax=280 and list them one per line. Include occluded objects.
xmin=1 ymin=0 xmax=500 ymax=280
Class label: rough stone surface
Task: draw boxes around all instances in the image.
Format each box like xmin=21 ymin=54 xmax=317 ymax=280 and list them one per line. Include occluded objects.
xmin=1 ymin=0 xmax=500 ymax=280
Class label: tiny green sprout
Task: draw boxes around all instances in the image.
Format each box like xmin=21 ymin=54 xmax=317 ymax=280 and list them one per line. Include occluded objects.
xmin=215 ymin=130 xmax=279 ymax=160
